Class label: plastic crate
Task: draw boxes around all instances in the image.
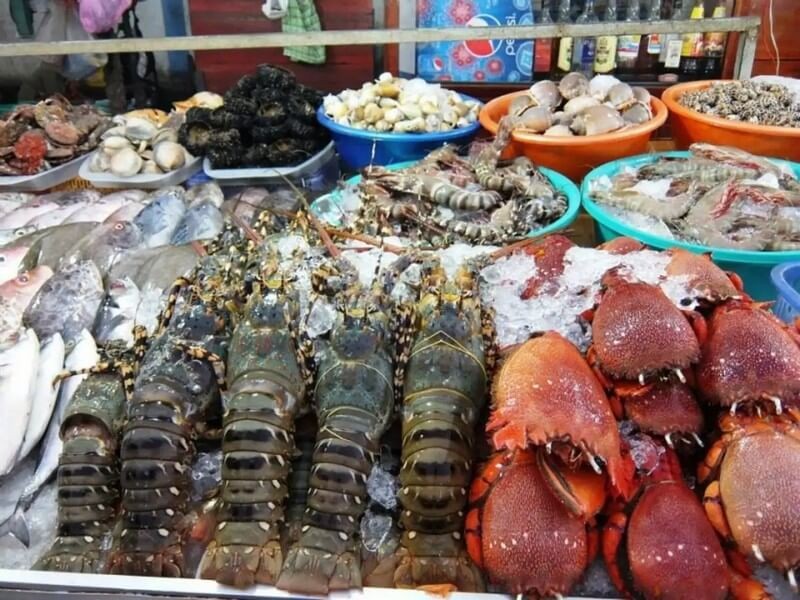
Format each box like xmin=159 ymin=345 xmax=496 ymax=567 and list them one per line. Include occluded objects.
xmin=771 ymin=262 xmax=800 ymax=323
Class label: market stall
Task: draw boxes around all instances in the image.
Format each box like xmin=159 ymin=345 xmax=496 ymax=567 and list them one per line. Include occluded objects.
xmin=0 ymin=4 xmax=798 ymax=600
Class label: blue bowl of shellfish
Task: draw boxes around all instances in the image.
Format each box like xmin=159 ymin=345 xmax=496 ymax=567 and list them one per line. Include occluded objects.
xmin=581 ymin=151 xmax=800 ymax=301
xmin=311 ymin=160 xmax=581 ymax=239
xmin=316 ymin=95 xmax=483 ymax=171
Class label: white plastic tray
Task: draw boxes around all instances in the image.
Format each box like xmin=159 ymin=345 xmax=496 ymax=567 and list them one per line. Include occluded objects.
xmin=203 ymin=141 xmax=335 ymax=186
xmin=79 ymin=152 xmax=202 ymax=189
xmin=0 ymin=154 xmax=89 ymax=192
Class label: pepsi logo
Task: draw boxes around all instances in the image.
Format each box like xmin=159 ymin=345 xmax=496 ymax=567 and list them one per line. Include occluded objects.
xmin=463 ymin=14 xmax=501 ymax=58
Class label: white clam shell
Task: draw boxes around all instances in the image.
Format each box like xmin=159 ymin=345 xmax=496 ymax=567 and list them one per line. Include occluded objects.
xmin=123 ymin=117 xmax=158 ymax=141
xmin=88 ymin=150 xmax=111 ymax=172
xmin=153 ymin=141 xmax=187 ymax=172
xmin=101 ymin=136 xmax=134 ymax=151
xmin=110 ymin=147 xmax=143 ymax=177
xmin=141 ymin=160 xmax=162 ymax=174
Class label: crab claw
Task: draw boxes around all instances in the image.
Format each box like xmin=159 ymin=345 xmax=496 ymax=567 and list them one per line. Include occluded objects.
xmin=696 ymin=300 xmax=800 ymax=411
xmin=489 ymin=332 xmax=635 ymax=500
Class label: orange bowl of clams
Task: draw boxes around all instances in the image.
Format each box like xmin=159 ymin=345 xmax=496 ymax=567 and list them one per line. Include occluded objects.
xmin=480 ymin=73 xmax=667 ymax=181
xmin=661 ymin=80 xmax=800 ymax=161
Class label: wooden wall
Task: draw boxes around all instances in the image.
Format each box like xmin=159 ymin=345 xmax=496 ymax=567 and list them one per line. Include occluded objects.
xmin=187 ymin=0 xmax=376 ymax=92
xmin=725 ymin=0 xmax=800 ymax=78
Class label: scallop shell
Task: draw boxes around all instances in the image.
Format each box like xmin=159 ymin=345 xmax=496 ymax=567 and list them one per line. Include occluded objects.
xmin=153 ymin=141 xmax=187 ymax=172
xmin=110 ymin=147 xmax=143 ymax=177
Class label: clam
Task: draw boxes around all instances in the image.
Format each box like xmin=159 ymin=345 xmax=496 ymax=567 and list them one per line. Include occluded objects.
xmin=394 ymin=117 xmax=425 ymax=133
xmin=510 ymin=94 xmax=535 ymax=117
xmin=100 ymin=126 xmax=126 ymax=140
xmin=544 ymin=124 xmax=575 ymax=137
xmin=589 ymin=75 xmax=622 ymax=100
xmin=153 ymin=141 xmax=187 ymax=172
xmin=101 ymin=136 xmax=133 ymax=151
xmin=513 ymin=106 xmax=554 ymax=133
xmin=141 ymin=160 xmax=162 ymax=174
xmin=564 ymin=95 xmax=601 ymax=117
xmin=152 ymin=128 xmax=179 ymax=145
xmin=123 ymin=117 xmax=158 ymax=141
xmin=632 ymin=87 xmax=652 ymax=105
xmin=622 ymin=101 xmax=653 ymax=125
xmin=363 ymin=103 xmax=383 ymax=124
xmin=110 ymin=147 xmax=143 ymax=177
xmin=558 ymin=72 xmax=590 ymax=100
xmin=606 ymin=83 xmax=636 ymax=111
xmin=570 ymin=105 xmax=626 ymax=136
xmin=88 ymin=150 xmax=111 ymax=172
xmin=528 ymin=80 xmax=561 ymax=109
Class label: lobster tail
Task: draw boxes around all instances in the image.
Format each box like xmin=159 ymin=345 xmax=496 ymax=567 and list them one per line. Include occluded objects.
xmin=34 ymin=374 xmax=126 ymax=573
xmin=277 ymin=410 xmax=380 ymax=594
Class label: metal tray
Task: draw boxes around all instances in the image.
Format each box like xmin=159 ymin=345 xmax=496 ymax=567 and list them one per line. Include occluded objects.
xmin=78 ymin=153 xmax=203 ymax=189
xmin=0 ymin=569 xmax=537 ymax=600
xmin=0 ymin=155 xmax=89 ymax=192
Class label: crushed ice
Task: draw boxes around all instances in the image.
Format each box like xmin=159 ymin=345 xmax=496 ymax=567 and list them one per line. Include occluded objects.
xmin=366 ymin=462 xmax=399 ymax=511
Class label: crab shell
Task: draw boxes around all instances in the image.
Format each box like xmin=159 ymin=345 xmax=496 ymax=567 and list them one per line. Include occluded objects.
xmin=598 ymin=237 xmax=645 ymax=254
xmin=488 ymin=332 xmax=634 ymax=499
xmin=699 ymin=413 xmax=800 ymax=584
xmin=664 ymin=249 xmax=744 ymax=305
xmin=591 ymin=278 xmax=702 ymax=382
xmin=695 ymin=301 xmax=800 ymax=411
xmin=603 ymin=448 xmax=730 ymax=600
xmin=465 ymin=450 xmax=594 ymax=597
xmin=619 ymin=381 xmax=705 ymax=443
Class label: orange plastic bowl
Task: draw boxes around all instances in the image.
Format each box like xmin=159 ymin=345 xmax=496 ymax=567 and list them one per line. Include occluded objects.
xmin=479 ymin=91 xmax=668 ymax=181
xmin=662 ymin=80 xmax=800 ymax=161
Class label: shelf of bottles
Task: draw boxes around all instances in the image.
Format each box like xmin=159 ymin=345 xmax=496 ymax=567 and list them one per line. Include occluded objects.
xmin=539 ymin=0 xmax=733 ymax=83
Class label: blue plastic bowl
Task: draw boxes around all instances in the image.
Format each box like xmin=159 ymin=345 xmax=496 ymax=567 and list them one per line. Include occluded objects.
xmin=311 ymin=160 xmax=580 ymax=238
xmin=316 ymin=95 xmax=482 ymax=171
xmin=771 ymin=262 xmax=800 ymax=323
xmin=581 ymin=151 xmax=800 ymax=301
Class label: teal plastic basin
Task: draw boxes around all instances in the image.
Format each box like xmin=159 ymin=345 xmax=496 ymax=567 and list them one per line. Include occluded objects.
xmin=311 ymin=160 xmax=581 ymax=238
xmin=581 ymin=151 xmax=800 ymax=301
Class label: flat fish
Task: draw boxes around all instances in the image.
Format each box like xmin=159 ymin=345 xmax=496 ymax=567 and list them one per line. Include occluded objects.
xmin=133 ymin=186 xmax=186 ymax=248
xmin=16 ymin=222 xmax=96 ymax=269
xmin=0 ymin=329 xmax=40 ymax=476
xmin=0 ymin=245 xmax=29 ymax=285
xmin=23 ymin=260 xmax=104 ymax=348
xmin=17 ymin=333 xmax=65 ymax=462
xmin=0 ymin=266 xmax=54 ymax=350
xmin=169 ymin=199 xmax=224 ymax=245
xmin=109 ymin=243 xmax=201 ymax=291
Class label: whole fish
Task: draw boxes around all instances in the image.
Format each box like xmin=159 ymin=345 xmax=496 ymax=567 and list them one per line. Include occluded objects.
xmin=23 ymin=260 xmax=104 ymax=348
xmin=109 ymin=243 xmax=201 ymax=291
xmin=37 ymin=190 xmax=101 ymax=207
xmin=0 ymin=330 xmax=97 ymax=547
xmin=16 ymin=222 xmax=96 ymax=269
xmin=25 ymin=203 xmax=87 ymax=230
xmin=93 ymin=276 xmax=141 ymax=345
xmin=0 ymin=266 xmax=54 ymax=349
xmin=63 ymin=220 xmax=143 ymax=275
xmin=64 ymin=189 xmax=147 ymax=225
xmin=18 ymin=333 xmax=65 ymax=462
xmin=133 ymin=186 xmax=186 ymax=248
xmin=104 ymin=201 xmax=145 ymax=225
xmin=0 ymin=200 xmax=58 ymax=229
xmin=185 ymin=182 xmax=224 ymax=208
xmin=0 ymin=329 xmax=40 ymax=476
xmin=0 ymin=225 xmax=36 ymax=247
xmin=169 ymin=200 xmax=224 ymax=245
xmin=0 ymin=245 xmax=29 ymax=285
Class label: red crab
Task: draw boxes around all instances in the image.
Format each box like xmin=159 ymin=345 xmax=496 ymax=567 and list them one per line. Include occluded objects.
xmin=603 ymin=441 xmax=735 ymax=600
xmin=586 ymin=272 xmax=706 ymax=445
xmin=488 ymin=331 xmax=634 ymax=499
xmin=695 ymin=300 xmax=800 ymax=414
xmin=598 ymin=237 xmax=646 ymax=254
xmin=518 ymin=234 xmax=575 ymax=299
xmin=699 ymin=410 xmax=800 ymax=593
xmin=465 ymin=449 xmax=604 ymax=597
xmin=664 ymin=248 xmax=745 ymax=306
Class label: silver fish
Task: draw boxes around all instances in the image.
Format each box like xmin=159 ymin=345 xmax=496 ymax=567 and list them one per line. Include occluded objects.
xmin=0 ymin=201 xmax=58 ymax=229
xmin=0 ymin=330 xmax=97 ymax=547
xmin=16 ymin=222 xmax=96 ymax=269
xmin=0 ymin=266 xmax=54 ymax=350
xmin=63 ymin=220 xmax=143 ymax=275
xmin=0 ymin=193 xmax=33 ymax=218
xmin=133 ymin=186 xmax=186 ymax=248
xmin=18 ymin=333 xmax=65 ymax=462
xmin=93 ymin=276 xmax=141 ymax=345
xmin=0 ymin=225 xmax=36 ymax=247
xmin=0 ymin=330 xmax=39 ymax=476
xmin=169 ymin=200 xmax=224 ymax=245
xmin=185 ymin=182 xmax=224 ymax=208
xmin=24 ymin=203 xmax=88 ymax=230
xmin=104 ymin=201 xmax=145 ymax=225
xmin=0 ymin=245 xmax=30 ymax=285
xmin=23 ymin=260 xmax=104 ymax=348
xmin=36 ymin=190 xmax=101 ymax=207
xmin=64 ymin=189 xmax=147 ymax=225
xmin=108 ymin=243 xmax=201 ymax=291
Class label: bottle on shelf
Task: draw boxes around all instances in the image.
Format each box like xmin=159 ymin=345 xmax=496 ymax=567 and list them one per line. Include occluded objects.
xmin=553 ymin=0 xmax=574 ymax=77
xmin=535 ymin=0 xmax=556 ymax=75
xmin=702 ymin=0 xmax=728 ymax=77
xmin=572 ymin=0 xmax=599 ymax=76
xmin=616 ymin=0 xmax=641 ymax=78
xmin=636 ymin=0 xmax=663 ymax=80
xmin=658 ymin=0 xmax=685 ymax=82
xmin=594 ymin=0 xmax=618 ymax=74
xmin=679 ymin=0 xmax=706 ymax=80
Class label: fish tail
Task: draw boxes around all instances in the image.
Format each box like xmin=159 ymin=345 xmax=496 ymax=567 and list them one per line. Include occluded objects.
xmin=0 ymin=505 xmax=31 ymax=548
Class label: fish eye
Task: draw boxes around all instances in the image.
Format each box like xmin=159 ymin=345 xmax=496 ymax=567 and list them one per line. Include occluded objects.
xmin=17 ymin=275 xmax=29 ymax=284
xmin=114 ymin=223 xmax=125 ymax=231
xmin=0 ymin=256 xmax=4 ymax=263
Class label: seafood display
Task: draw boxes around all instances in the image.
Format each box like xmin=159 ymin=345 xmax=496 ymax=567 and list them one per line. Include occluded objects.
xmin=507 ymin=73 xmax=654 ymax=137
xmin=179 ymin=64 xmax=329 ymax=169
xmin=87 ymin=113 xmax=193 ymax=177
xmin=322 ymin=72 xmax=480 ymax=133
xmin=314 ymin=128 xmax=568 ymax=245
xmin=679 ymin=80 xmax=800 ymax=127
xmin=589 ymin=143 xmax=800 ymax=250
xmin=0 ymin=96 xmax=111 ymax=176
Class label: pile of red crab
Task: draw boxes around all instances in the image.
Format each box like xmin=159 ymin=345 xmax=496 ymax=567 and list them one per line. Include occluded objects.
xmin=467 ymin=236 xmax=800 ymax=599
